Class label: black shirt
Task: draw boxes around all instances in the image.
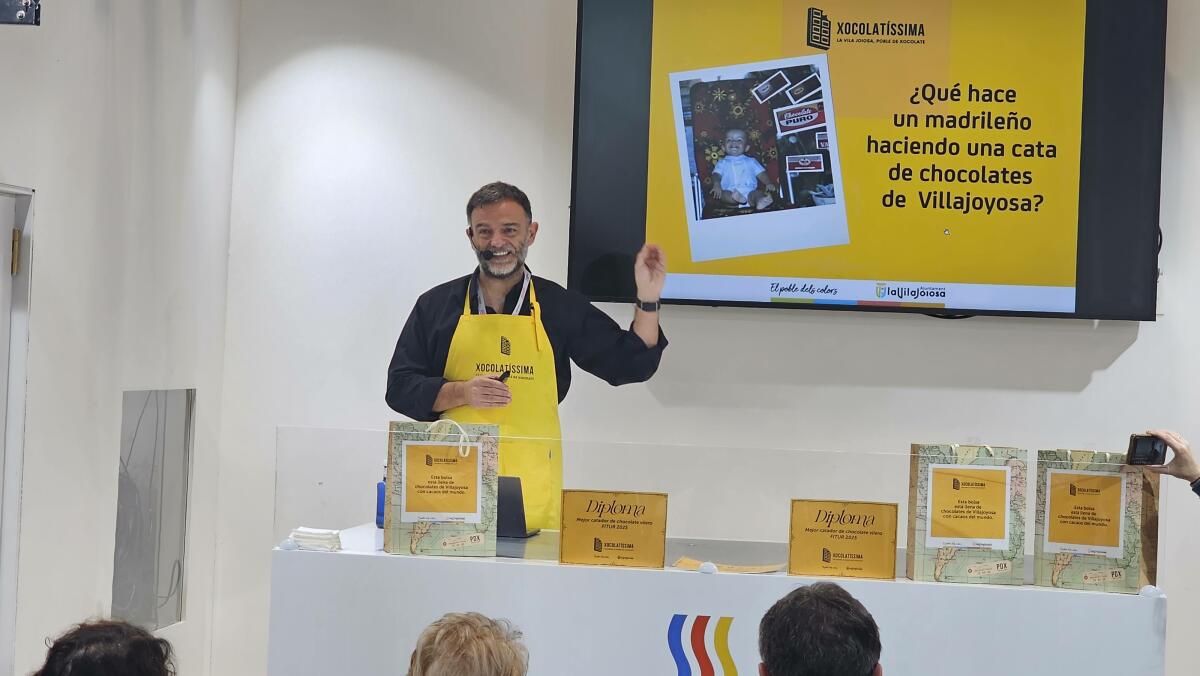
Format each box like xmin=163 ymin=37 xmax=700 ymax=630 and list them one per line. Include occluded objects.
xmin=386 ymin=269 xmax=667 ymax=421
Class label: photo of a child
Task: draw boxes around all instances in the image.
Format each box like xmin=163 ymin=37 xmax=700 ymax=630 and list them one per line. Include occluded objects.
xmin=709 ymin=129 xmax=776 ymax=211
xmin=669 ymin=55 xmax=849 ymax=262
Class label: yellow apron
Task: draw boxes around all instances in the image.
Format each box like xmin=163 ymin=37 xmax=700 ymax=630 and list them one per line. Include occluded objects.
xmin=441 ymin=273 xmax=563 ymax=529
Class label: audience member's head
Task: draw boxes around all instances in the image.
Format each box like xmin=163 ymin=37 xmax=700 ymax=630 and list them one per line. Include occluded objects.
xmin=407 ymin=612 xmax=528 ymax=676
xmin=34 ymin=620 xmax=174 ymax=676
xmin=759 ymin=582 xmax=881 ymax=676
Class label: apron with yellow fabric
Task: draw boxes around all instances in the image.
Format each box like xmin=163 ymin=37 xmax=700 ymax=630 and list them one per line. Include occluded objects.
xmin=441 ymin=273 xmax=563 ymax=529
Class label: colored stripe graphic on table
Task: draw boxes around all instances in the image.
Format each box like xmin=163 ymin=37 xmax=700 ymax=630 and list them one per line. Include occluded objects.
xmin=690 ymin=616 xmax=713 ymax=675
xmin=668 ymin=614 xmax=738 ymax=675
xmin=770 ymin=297 xmax=944 ymax=308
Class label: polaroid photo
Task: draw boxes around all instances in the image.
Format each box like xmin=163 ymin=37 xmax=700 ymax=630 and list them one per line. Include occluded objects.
xmin=752 ymin=70 xmax=792 ymax=103
xmin=785 ymin=73 xmax=822 ymax=104
xmin=668 ymin=54 xmax=848 ymax=262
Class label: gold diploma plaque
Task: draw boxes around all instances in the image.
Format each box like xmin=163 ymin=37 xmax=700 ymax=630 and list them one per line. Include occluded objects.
xmin=788 ymin=500 xmax=898 ymax=580
xmin=559 ymin=490 xmax=667 ymax=569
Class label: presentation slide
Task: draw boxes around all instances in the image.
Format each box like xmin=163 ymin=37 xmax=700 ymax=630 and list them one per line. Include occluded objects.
xmin=645 ymin=0 xmax=1086 ymax=313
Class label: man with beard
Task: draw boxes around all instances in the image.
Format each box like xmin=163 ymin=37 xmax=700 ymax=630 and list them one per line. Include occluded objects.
xmin=386 ymin=182 xmax=667 ymax=529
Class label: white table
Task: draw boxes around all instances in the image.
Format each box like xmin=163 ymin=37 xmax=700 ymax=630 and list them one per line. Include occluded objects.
xmin=268 ymin=524 xmax=1166 ymax=675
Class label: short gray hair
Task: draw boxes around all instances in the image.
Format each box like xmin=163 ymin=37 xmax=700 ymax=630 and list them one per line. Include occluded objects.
xmin=465 ymin=182 xmax=532 ymax=222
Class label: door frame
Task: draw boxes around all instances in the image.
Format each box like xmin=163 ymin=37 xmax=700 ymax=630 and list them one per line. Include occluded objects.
xmin=0 ymin=183 xmax=34 ymax=676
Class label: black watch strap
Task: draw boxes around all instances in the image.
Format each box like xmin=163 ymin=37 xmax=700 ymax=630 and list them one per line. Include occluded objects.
xmin=636 ymin=299 xmax=661 ymax=312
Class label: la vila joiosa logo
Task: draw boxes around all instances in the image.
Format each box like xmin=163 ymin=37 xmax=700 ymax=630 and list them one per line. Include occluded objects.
xmin=668 ymin=615 xmax=738 ymax=675
xmin=875 ymin=282 xmax=947 ymax=301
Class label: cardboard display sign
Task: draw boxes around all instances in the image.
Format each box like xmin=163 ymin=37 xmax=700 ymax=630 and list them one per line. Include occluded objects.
xmin=1035 ymin=449 xmax=1158 ymax=593
xmin=907 ymin=444 xmax=1027 ymax=585
xmin=786 ymin=154 xmax=826 ymax=173
xmin=401 ymin=442 xmax=482 ymax=522
xmin=384 ymin=421 xmax=499 ymax=557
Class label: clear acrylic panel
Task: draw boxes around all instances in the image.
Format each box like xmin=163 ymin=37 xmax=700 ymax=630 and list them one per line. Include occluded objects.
xmin=275 ymin=425 xmax=928 ymax=569
xmin=274 ymin=425 xmax=1155 ymax=582
xmin=112 ymin=389 xmax=194 ymax=630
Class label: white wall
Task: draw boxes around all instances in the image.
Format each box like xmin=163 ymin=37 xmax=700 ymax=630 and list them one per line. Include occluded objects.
xmin=0 ymin=2 xmax=239 ymax=674
xmin=221 ymin=1 xmax=1199 ymax=675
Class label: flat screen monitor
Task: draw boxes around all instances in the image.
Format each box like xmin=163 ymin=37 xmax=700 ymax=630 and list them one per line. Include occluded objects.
xmin=568 ymin=0 xmax=1166 ymax=320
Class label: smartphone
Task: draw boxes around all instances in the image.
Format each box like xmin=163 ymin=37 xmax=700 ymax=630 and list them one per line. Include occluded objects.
xmin=1126 ymin=434 xmax=1168 ymax=465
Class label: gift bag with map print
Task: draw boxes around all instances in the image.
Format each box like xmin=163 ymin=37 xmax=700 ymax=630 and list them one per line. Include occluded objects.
xmin=384 ymin=420 xmax=499 ymax=556
xmin=1034 ymin=449 xmax=1158 ymax=593
xmin=907 ymin=443 xmax=1027 ymax=585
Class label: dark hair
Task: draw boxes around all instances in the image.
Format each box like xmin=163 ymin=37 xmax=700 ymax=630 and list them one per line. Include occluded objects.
xmin=465 ymin=182 xmax=533 ymax=222
xmin=34 ymin=620 xmax=175 ymax=676
xmin=759 ymin=582 xmax=880 ymax=676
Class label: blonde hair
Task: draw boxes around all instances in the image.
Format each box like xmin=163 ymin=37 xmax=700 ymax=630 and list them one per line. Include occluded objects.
xmin=408 ymin=612 xmax=528 ymax=676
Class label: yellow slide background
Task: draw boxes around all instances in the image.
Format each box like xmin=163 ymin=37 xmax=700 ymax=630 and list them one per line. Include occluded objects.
xmin=645 ymin=0 xmax=1085 ymax=286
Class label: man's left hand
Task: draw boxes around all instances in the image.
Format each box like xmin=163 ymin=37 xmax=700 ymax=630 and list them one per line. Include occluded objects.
xmin=634 ymin=243 xmax=667 ymax=303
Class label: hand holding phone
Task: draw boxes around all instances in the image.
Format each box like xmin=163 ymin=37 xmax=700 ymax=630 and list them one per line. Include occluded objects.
xmin=1127 ymin=433 xmax=1168 ymax=465
xmin=1141 ymin=430 xmax=1200 ymax=484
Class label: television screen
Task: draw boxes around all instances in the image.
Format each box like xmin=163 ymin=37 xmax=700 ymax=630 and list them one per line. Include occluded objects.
xmin=568 ymin=0 xmax=1166 ymax=320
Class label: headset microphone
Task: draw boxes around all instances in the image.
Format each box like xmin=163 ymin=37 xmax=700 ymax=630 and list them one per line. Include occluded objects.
xmin=481 ymin=250 xmax=495 ymax=260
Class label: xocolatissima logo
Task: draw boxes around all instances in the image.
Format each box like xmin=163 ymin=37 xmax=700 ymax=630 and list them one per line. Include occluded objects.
xmin=500 ymin=335 xmax=511 ymax=356
xmin=810 ymin=7 xmax=929 ymax=48
xmin=820 ymin=547 xmax=864 ymax=564
xmin=807 ymin=7 xmax=832 ymax=50
xmin=952 ymin=477 xmax=986 ymax=491
xmin=591 ymin=537 xmax=634 ymax=554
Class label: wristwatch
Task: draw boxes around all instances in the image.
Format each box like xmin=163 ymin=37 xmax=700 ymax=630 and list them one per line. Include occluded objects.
xmin=636 ymin=299 xmax=661 ymax=312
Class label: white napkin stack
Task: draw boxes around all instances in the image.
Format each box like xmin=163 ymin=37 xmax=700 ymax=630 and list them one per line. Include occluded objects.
xmin=289 ymin=527 xmax=342 ymax=552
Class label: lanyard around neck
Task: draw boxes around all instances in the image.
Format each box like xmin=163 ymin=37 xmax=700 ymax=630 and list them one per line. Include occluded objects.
xmin=475 ymin=268 xmax=531 ymax=316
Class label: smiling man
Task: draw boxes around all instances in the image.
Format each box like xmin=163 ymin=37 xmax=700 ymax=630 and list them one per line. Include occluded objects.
xmin=386 ymin=181 xmax=668 ymax=529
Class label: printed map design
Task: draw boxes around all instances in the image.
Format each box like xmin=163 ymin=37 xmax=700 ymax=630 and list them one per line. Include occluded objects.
xmin=1034 ymin=449 xmax=1154 ymax=593
xmin=908 ymin=444 xmax=1026 ymax=585
xmin=384 ymin=421 xmax=499 ymax=556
